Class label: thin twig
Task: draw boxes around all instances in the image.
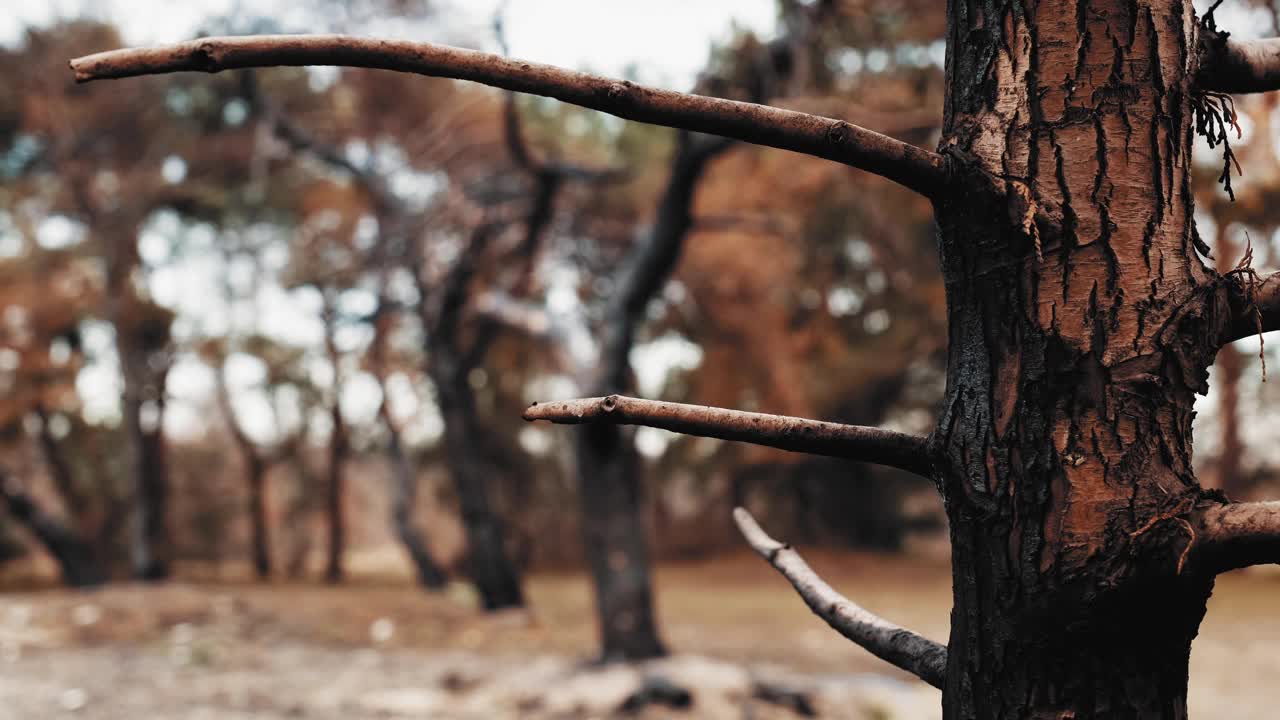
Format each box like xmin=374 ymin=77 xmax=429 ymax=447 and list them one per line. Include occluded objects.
xmin=69 ymin=35 xmax=949 ymax=197
xmin=524 ymin=395 xmax=933 ymax=477
xmin=732 ymin=507 xmax=947 ymax=688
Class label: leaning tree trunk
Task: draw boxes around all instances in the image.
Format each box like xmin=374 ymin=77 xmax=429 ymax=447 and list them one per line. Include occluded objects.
xmin=935 ymin=2 xmax=1221 ymax=715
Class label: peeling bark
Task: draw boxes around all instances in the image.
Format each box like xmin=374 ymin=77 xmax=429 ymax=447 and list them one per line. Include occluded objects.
xmin=936 ymin=2 xmax=1225 ymax=716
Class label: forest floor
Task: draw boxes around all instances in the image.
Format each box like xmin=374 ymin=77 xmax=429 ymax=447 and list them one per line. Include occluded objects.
xmin=0 ymin=549 xmax=1276 ymax=719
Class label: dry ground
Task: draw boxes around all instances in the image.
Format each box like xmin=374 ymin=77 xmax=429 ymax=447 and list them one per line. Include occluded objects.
xmin=0 ymin=550 xmax=1275 ymax=718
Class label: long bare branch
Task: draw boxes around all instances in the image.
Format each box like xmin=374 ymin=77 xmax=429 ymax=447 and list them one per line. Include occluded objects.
xmin=1188 ymin=501 xmax=1280 ymax=574
xmin=1200 ymin=37 xmax=1280 ymax=94
xmin=732 ymin=507 xmax=947 ymax=688
xmin=523 ymin=395 xmax=933 ymax=477
xmin=1220 ymin=270 xmax=1280 ymax=345
xmin=69 ymin=35 xmax=949 ymax=197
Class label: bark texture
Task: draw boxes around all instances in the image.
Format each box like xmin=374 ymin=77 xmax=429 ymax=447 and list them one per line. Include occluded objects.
xmin=935 ymin=2 xmax=1229 ymax=716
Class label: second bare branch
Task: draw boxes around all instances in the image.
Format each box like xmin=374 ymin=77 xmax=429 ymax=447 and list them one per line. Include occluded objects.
xmin=523 ymin=395 xmax=932 ymax=477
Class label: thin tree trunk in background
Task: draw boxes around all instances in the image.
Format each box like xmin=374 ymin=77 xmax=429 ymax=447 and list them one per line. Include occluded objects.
xmin=323 ymin=301 xmax=347 ymax=585
xmin=384 ymin=415 xmax=447 ymax=589
xmin=1214 ymin=222 xmax=1246 ymax=499
xmin=324 ymin=393 xmax=347 ymax=584
xmin=246 ymin=456 xmax=271 ymax=579
xmin=135 ymin=370 xmax=172 ymax=580
xmin=76 ymin=181 xmax=171 ymax=582
xmin=283 ymin=447 xmax=319 ymax=579
xmin=216 ymin=374 xmax=273 ymax=579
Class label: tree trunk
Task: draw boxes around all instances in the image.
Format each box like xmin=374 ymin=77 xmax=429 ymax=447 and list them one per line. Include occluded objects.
xmin=128 ymin=366 xmax=171 ymax=581
xmin=246 ymin=454 xmax=271 ymax=579
xmin=385 ymin=418 xmax=447 ymax=589
xmin=324 ymin=399 xmax=346 ymax=584
xmin=576 ymin=423 xmax=666 ymax=660
xmin=572 ymin=132 xmax=725 ymax=661
xmin=936 ymin=2 xmax=1221 ymax=716
xmin=435 ymin=372 xmax=524 ymax=610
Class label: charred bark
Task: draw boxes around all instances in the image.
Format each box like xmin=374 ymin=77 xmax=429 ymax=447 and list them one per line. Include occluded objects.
xmin=574 ymin=132 xmax=730 ymax=662
xmin=934 ymin=2 xmax=1225 ymax=716
xmin=422 ymin=224 xmax=524 ymax=610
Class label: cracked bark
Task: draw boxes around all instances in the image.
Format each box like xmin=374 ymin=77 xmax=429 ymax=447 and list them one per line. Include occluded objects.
xmin=934 ymin=2 xmax=1231 ymax=716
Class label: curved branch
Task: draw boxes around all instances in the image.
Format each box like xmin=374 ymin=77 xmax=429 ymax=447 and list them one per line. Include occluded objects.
xmin=1220 ymin=270 xmax=1280 ymax=345
xmin=523 ymin=395 xmax=933 ymax=477
xmin=1200 ymin=37 xmax=1280 ymax=94
xmin=69 ymin=35 xmax=949 ymax=197
xmin=1189 ymin=501 xmax=1280 ymax=574
xmin=732 ymin=508 xmax=946 ymax=688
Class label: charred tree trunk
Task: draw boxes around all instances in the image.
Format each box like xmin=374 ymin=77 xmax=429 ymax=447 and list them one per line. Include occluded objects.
xmin=246 ymin=454 xmax=271 ymax=579
xmin=0 ymin=477 xmax=105 ymax=588
xmin=423 ymin=224 xmax=524 ymax=610
xmin=935 ymin=2 xmax=1225 ymax=716
xmin=113 ymin=324 xmax=172 ymax=582
xmin=434 ymin=369 xmax=524 ymax=609
xmin=577 ymin=132 xmax=728 ymax=661
xmin=136 ymin=386 xmax=171 ymax=581
xmin=324 ymin=396 xmax=347 ymax=584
